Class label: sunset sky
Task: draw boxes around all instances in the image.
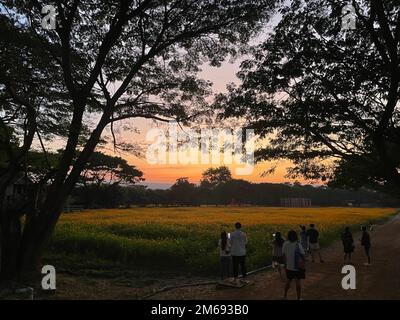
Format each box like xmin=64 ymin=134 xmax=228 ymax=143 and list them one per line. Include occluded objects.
xmin=36 ymin=15 xmax=303 ymax=189
xmin=99 ymin=58 xmax=304 ymax=189
xmin=37 ymin=47 xmax=301 ymax=189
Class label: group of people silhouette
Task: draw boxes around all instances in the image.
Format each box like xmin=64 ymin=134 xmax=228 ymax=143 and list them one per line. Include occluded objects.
xmin=218 ymin=222 xmax=372 ymax=300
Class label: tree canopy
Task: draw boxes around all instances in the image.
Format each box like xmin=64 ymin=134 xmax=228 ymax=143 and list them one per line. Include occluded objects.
xmin=80 ymin=151 xmax=143 ymax=185
xmin=217 ymin=0 xmax=400 ymax=195
xmin=200 ymin=165 xmax=232 ymax=189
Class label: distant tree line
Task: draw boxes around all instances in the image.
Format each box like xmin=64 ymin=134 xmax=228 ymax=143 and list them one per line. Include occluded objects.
xmin=70 ymin=166 xmax=400 ymax=208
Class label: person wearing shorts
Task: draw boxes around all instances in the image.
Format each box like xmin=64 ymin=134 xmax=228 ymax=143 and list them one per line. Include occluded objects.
xmin=282 ymin=230 xmax=305 ymax=300
xmin=306 ymin=224 xmax=324 ymax=263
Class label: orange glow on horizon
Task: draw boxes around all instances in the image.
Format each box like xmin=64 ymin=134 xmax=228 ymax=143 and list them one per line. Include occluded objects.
xmin=126 ymin=155 xmax=307 ymax=185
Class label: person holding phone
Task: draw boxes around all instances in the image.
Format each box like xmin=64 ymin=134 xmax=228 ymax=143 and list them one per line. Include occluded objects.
xmin=218 ymin=230 xmax=232 ymax=280
xmin=272 ymin=232 xmax=285 ymax=280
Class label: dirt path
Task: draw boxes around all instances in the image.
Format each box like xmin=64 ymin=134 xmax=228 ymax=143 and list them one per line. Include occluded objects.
xmin=153 ymin=215 xmax=400 ymax=300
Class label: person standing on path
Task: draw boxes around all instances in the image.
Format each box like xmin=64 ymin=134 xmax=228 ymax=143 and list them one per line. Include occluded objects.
xmin=282 ymin=230 xmax=305 ymax=300
xmin=361 ymin=226 xmax=371 ymax=265
xmin=218 ymin=230 xmax=232 ymax=280
xmin=271 ymin=232 xmax=285 ymax=280
xmin=299 ymin=225 xmax=309 ymax=256
xmin=230 ymin=222 xmax=248 ymax=284
xmin=341 ymin=227 xmax=354 ymax=263
xmin=307 ymin=224 xmax=324 ymax=263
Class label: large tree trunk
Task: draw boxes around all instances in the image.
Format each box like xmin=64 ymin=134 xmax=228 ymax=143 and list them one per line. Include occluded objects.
xmin=0 ymin=183 xmax=67 ymax=281
xmin=16 ymin=193 xmax=67 ymax=276
xmin=0 ymin=109 xmax=109 ymax=281
xmin=0 ymin=209 xmax=22 ymax=281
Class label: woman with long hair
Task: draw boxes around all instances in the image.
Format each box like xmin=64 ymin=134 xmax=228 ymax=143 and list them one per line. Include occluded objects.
xmin=272 ymin=232 xmax=285 ymax=280
xmin=218 ymin=230 xmax=232 ymax=280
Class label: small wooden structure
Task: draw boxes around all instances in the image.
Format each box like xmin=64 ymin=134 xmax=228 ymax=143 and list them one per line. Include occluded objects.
xmin=1 ymin=174 xmax=34 ymax=210
xmin=280 ymin=197 xmax=312 ymax=208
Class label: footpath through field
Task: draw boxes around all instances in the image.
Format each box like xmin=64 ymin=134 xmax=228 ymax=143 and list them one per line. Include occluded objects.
xmin=155 ymin=214 xmax=400 ymax=300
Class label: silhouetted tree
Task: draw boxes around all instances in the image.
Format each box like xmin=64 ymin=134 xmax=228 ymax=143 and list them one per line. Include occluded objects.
xmin=170 ymin=177 xmax=199 ymax=205
xmin=80 ymin=152 xmax=143 ymax=186
xmin=200 ymin=166 xmax=232 ymax=188
xmin=217 ymin=0 xmax=400 ymax=195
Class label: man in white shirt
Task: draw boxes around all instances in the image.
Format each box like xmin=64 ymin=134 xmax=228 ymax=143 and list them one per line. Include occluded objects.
xmin=230 ymin=222 xmax=248 ymax=283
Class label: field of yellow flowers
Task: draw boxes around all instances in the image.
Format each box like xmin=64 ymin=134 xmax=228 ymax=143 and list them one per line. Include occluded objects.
xmin=47 ymin=207 xmax=397 ymax=274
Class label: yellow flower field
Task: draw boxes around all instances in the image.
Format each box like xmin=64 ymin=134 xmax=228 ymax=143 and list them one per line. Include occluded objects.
xmin=48 ymin=207 xmax=398 ymax=274
xmin=60 ymin=206 xmax=396 ymax=227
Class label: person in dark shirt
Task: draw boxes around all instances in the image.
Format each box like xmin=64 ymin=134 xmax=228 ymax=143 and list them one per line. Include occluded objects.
xmin=361 ymin=226 xmax=371 ymax=265
xmin=341 ymin=227 xmax=354 ymax=263
xmin=306 ymin=224 xmax=324 ymax=263
xmin=299 ymin=225 xmax=309 ymax=254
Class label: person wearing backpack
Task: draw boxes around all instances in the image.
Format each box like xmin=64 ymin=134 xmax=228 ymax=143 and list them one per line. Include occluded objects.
xmin=282 ymin=230 xmax=305 ymax=300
